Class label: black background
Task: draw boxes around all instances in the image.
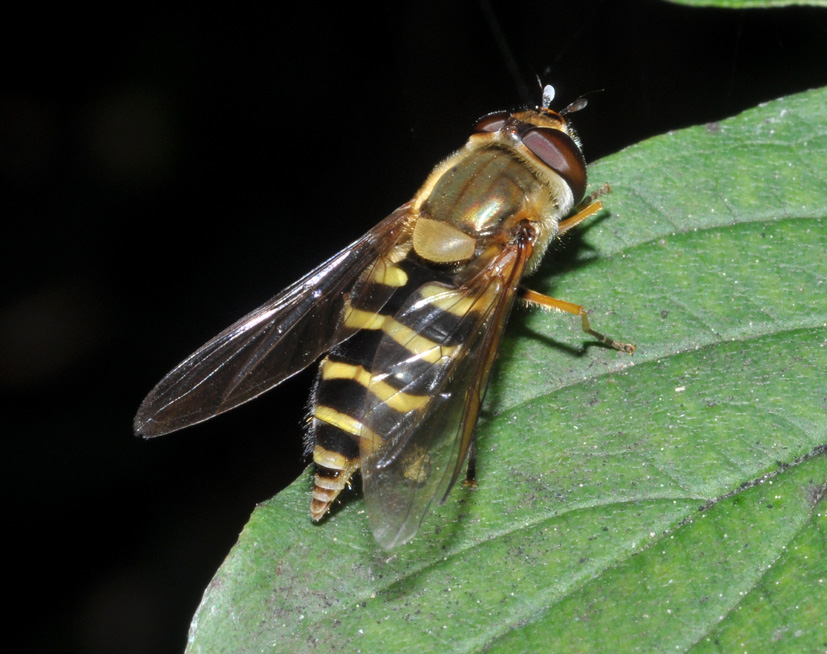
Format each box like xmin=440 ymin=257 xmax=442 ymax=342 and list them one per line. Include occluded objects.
xmin=3 ymin=2 xmax=826 ymax=652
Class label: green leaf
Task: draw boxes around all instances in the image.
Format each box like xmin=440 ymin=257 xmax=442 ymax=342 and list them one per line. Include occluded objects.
xmin=186 ymin=86 xmax=827 ymax=653
xmin=664 ymin=0 xmax=827 ymax=8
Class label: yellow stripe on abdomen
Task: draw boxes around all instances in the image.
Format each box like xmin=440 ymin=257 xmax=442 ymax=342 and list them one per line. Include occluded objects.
xmin=368 ymin=259 xmax=408 ymax=287
xmin=343 ymin=308 xmax=458 ymax=364
xmin=417 ymin=283 xmax=478 ymax=316
xmin=321 ymin=361 xmax=429 ymax=413
xmin=313 ymin=404 xmax=375 ymax=439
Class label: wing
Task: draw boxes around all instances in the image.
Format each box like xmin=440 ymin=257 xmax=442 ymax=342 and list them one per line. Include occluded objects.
xmin=134 ymin=205 xmax=413 ymax=437
xmin=360 ymin=226 xmax=535 ymax=548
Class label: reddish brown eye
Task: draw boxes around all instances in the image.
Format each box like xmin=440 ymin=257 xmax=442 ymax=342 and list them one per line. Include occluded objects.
xmin=522 ymin=128 xmax=587 ymax=204
xmin=473 ymin=111 xmax=509 ymax=133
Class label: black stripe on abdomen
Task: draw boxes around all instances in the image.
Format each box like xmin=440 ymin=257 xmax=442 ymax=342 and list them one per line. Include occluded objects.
xmin=307 ymin=250 xmax=485 ymax=519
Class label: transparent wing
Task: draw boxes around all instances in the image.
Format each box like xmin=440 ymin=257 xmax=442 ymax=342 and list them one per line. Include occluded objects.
xmin=361 ymin=230 xmax=534 ymax=548
xmin=134 ymin=206 xmax=412 ymax=437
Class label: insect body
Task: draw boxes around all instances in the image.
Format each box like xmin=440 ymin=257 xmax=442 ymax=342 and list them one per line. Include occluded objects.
xmin=134 ymin=86 xmax=634 ymax=549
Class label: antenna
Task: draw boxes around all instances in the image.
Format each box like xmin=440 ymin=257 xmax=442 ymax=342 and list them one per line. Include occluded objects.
xmin=561 ymin=88 xmax=604 ymax=116
xmin=561 ymin=97 xmax=588 ymax=116
xmin=541 ymin=84 xmax=556 ymax=109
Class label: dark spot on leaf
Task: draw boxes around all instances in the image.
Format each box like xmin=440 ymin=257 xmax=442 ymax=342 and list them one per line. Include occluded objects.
xmin=807 ymin=482 xmax=826 ymax=507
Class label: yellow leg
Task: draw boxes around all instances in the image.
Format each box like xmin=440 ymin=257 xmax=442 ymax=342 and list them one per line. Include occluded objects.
xmin=521 ymin=288 xmax=635 ymax=354
xmin=558 ymin=183 xmax=612 ymax=235
xmin=536 ymin=183 xmax=633 ymax=353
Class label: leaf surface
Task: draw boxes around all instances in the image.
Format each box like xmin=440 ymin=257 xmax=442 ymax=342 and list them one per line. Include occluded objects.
xmin=187 ymin=86 xmax=827 ymax=654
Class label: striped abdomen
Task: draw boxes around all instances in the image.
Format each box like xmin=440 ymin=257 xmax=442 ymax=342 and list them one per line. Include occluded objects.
xmin=307 ymin=251 xmax=476 ymax=520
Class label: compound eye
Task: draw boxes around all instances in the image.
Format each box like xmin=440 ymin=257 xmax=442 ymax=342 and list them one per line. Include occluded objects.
xmin=473 ymin=110 xmax=509 ymax=133
xmin=522 ymin=127 xmax=587 ymax=204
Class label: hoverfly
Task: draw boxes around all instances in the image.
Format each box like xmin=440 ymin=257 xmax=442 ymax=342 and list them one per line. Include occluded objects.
xmin=134 ymin=85 xmax=634 ymax=549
